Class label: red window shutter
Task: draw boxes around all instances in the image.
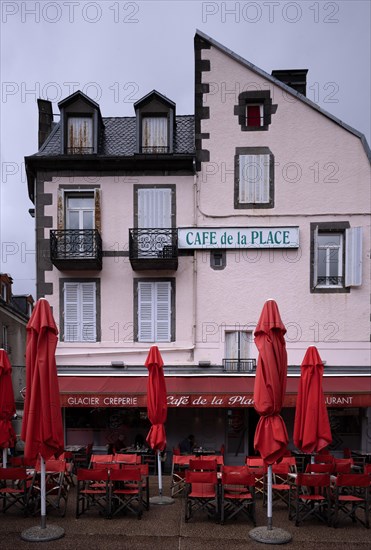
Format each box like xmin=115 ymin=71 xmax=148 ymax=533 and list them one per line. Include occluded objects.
xmin=247 ymin=105 xmax=261 ymax=127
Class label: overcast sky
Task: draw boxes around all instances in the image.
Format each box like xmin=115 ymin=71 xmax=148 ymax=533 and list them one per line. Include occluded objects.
xmin=1 ymin=0 xmax=370 ymax=296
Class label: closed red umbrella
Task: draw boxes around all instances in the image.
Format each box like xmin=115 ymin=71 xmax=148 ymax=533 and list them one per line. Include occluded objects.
xmin=253 ymin=300 xmax=289 ymax=465
xmin=145 ymin=345 xmax=173 ymax=504
xmin=250 ymin=300 xmax=291 ymax=543
xmin=21 ymin=298 xmax=64 ymax=541
xmin=0 ymin=349 xmax=16 ymax=467
xmin=293 ymin=346 xmax=332 ymax=454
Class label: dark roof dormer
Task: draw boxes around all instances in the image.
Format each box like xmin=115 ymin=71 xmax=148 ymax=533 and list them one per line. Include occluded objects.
xmin=134 ymin=90 xmax=176 ymax=154
xmin=58 ymin=90 xmax=103 ymax=155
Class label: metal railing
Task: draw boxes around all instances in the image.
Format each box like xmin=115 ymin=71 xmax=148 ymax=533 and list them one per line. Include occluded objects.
xmin=317 ymin=276 xmax=344 ymax=286
xmin=67 ymin=147 xmax=94 ymax=154
xmin=50 ymin=229 xmax=102 ymax=262
xmin=141 ymin=146 xmax=169 ymax=154
xmin=129 ymin=228 xmax=178 ymax=260
xmin=223 ymin=359 xmax=256 ymax=373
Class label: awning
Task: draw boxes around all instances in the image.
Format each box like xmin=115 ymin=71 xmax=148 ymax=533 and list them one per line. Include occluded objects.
xmin=58 ymin=375 xmax=371 ymax=408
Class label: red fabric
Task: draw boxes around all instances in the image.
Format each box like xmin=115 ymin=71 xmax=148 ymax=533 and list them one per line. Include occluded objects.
xmin=0 ymin=349 xmax=16 ymax=449
xmin=253 ymin=300 xmax=289 ymax=465
xmin=247 ymin=105 xmax=261 ymax=127
xmin=293 ymin=346 xmax=332 ymax=453
xmin=145 ymin=346 xmax=167 ymax=451
xmin=21 ymin=299 xmax=64 ymax=461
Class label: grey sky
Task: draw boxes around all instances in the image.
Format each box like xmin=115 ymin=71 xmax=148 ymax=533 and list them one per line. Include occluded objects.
xmin=1 ymin=0 xmax=370 ymax=296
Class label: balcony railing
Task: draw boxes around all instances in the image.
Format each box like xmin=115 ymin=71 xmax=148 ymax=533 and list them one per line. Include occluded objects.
xmin=129 ymin=228 xmax=178 ymax=270
xmin=50 ymin=229 xmax=102 ymax=270
xmin=223 ymin=359 xmax=256 ymax=373
xmin=67 ymin=147 xmax=94 ymax=154
xmin=140 ymin=146 xmax=169 ymax=154
xmin=317 ymin=276 xmax=343 ymax=287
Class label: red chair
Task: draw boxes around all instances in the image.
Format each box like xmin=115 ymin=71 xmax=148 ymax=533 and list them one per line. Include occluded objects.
xmin=185 ymin=470 xmax=219 ymax=523
xmin=170 ymin=454 xmax=196 ymax=497
xmin=89 ymin=454 xmax=114 ymax=468
xmin=109 ymin=467 xmax=143 ymax=519
xmin=281 ymin=456 xmax=298 ymax=473
xmin=76 ymin=468 xmax=110 ymax=518
xmin=246 ymin=457 xmax=267 ymax=495
xmin=332 ymin=473 xmax=369 ymax=528
xmin=221 ymin=468 xmax=256 ymax=525
xmin=189 ymin=458 xmax=218 ymax=472
xmin=0 ymin=467 xmax=31 ymax=515
xmin=289 ymin=473 xmax=331 ymax=526
xmin=314 ymin=454 xmax=334 ymax=465
xmin=31 ymin=459 xmax=70 ymax=517
xmin=266 ymin=462 xmax=291 ymax=508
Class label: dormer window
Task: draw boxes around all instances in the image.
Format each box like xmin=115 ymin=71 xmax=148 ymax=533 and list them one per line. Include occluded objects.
xmin=235 ymin=90 xmax=277 ymax=132
xmin=142 ymin=115 xmax=168 ymax=153
xmin=246 ymin=104 xmax=264 ymax=127
xmin=67 ymin=116 xmax=93 ymax=154
xmin=58 ymin=91 xmax=102 ymax=155
xmin=134 ymin=90 xmax=175 ymax=154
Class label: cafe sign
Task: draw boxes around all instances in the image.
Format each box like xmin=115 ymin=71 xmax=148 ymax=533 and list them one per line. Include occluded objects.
xmin=178 ymin=227 xmax=299 ymax=249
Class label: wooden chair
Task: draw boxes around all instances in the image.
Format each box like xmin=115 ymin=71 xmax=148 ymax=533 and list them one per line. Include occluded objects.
xmin=332 ymin=473 xmax=369 ymax=528
xmin=264 ymin=462 xmax=291 ymax=508
xmin=31 ymin=459 xmax=70 ymax=517
xmin=76 ymin=468 xmax=110 ymax=518
xmin=109 ymin=467 xmax=143 ymax=519
xmin=185 ymin=470 xmax=219 ymax=523
xmin=170 ymin=454 xmax=196 ymax=497
xmin=221 ymin=468 xmax=256 ymax=525
xmin=289 ymin=473 xmax=331 ymax=526
xmin=246 ymin=457 xmax=267 ymax=495
xmin=0 ymin=467 xmax=31 ymax=515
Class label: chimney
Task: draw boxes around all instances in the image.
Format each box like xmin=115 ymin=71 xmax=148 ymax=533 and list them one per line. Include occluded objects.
xmin=271 ymin=69 xmax=308 ymax=96
xmin=37 ymin=99 xmax=53 ymax=148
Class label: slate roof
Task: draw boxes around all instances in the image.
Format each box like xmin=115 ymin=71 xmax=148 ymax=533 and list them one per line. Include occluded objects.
xmin=37 ymin=115 xmax=195 ymax=157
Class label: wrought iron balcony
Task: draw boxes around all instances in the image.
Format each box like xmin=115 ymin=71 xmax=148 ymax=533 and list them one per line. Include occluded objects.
xmin=223 ymin=359 xmax=256 ymax=373
xmin=50 ymin=229 xmax=102 ymax=270
xmin=129 ymin=228 xmax=178 ymax=270
xmin=317 ymin=276 xmax=344 ymax=287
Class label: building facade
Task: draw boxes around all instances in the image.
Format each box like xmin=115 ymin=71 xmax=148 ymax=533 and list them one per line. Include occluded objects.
xmin=25 ymin=31 xmax=371 ymax=464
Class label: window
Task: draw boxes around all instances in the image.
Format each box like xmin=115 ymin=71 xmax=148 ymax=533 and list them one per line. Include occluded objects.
xmin=1 ymin=283 xmax=7 ymax=301
xmin=246 ymin=104 xmax=263 ymax=127
xmin=234 ymin=90 xmax=277 ymax=131
xmin=235 ymin=147 xmax=274 ymax=209
xmin=311 ymin=223 xmax=362 ymax=292
xmin=62 ymin=281 xmax=99 ymax=342
xmin=210 ymin=250 xmax=226 ymax=270
xmin=2 ymin=325 xmax=8 ymax=353
xmin=141 ymin=116 xmax=168 ymax=153
xmin=224 ymin=331 xmax=253 ymax=372
xmin=135 ymin=279 xmax=174 ymax=342
xmin=67 ymin=116 xmax=93 ymax=154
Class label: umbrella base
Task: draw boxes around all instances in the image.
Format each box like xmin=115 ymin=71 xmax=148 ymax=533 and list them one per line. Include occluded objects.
xmin=249 ymin=526 xmax=292 ymax=545
xmin=149 ymin=495 xmax=175 ymax=505
xmin=21 ymin=525 xmax=65 ymax=542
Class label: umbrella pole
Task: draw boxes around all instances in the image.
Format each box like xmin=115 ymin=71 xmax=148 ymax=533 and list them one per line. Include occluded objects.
xmin=40 ymin=456 xmax=46 ymax=529
xmin=267 ymin=464 xmax=273 ymax=530
xmin=2 ymin=448 xmax=7 ymax=468
xmin=157 ymin=450 xmax=163 ymax=497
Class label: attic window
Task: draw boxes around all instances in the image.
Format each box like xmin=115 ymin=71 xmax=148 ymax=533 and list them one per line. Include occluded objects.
xmin=235 ymin=91 xmax=277 ymax=132
xmin=141 ymin=116 xmax=168 ymax=153
xmin=67 ymin=116 xmax=93 ymax=154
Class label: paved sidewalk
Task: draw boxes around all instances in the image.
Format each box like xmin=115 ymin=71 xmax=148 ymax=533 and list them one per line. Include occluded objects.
xmin=0 ymin=476 xmax=370 ymax=549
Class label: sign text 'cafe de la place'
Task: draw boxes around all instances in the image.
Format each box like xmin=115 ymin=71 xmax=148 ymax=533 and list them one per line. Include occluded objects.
xmin=178 ymin=227 xmax=299 ymax=249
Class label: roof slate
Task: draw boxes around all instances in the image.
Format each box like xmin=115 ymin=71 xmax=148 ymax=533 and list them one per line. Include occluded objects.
xmin=37 ymin=115 xmax=195 ymax=157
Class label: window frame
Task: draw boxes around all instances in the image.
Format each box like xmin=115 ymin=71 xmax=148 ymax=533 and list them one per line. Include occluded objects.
xmin=134 ymin=278 xmax=175 ymax=343
xmin=59 ymin=278 xmax=101 ymax=342
xmin=310 ymin=222 xmax=349 ymax=294
xmin=66 ymin=114 xmax=94 ymax=155
xmin=235 ymin=90 xmax=277 ymax=132
xmin=234 ymin=147 xmax=275 ymax=209
xmin=140 ymin=113 xmax=169 ymax=154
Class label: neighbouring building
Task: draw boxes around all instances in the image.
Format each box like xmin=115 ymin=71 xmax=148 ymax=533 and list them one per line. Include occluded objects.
xmin=24 ymin=31 xmax=371 ymax=465
xmin=0 ymin=273 xmax=34 ymax=441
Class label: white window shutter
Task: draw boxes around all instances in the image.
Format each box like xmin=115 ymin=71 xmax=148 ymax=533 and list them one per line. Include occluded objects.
xmin=313 ymin=225 xmax=319 ymax=287
xmin=155 ymin=282 xmax=171 ymax=342
xmin=239 ymin=154 xmax=269 ymax=203
xmin=64 ymin=283 xmax=79 ymax=342
xmin=138 ymin=282 xmax=154 ymax=342
xmin=81 ymin=283 xmax=96 ymax=341
xmin=345 ymin=227 xmax=362 ymax=287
